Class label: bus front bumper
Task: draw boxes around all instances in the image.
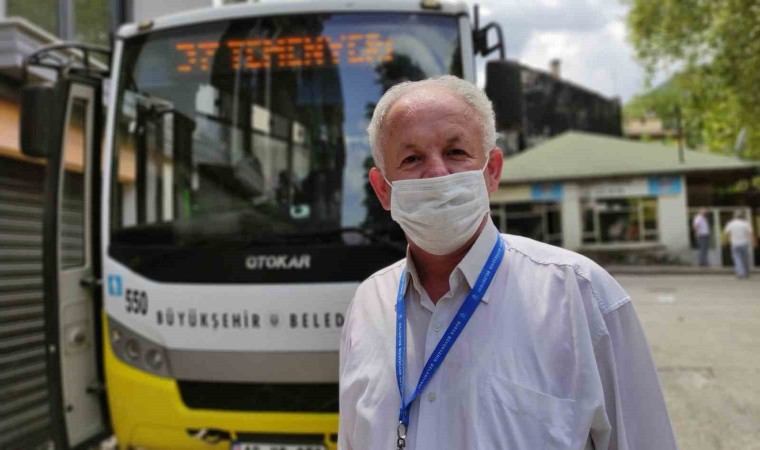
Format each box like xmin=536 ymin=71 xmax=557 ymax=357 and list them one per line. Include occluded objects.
xmin=103 ymin=320 xmax=338 ymax=450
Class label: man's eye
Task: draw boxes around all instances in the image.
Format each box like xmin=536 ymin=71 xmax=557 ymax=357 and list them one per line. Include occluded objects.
xmin=447 ymin=149 xmax=467 ymax=156
xmin=401 ymin=155 xmax=420 ymax=165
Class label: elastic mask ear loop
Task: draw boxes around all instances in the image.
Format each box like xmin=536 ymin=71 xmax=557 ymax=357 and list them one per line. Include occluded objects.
xmin=383 ymin=172 xmax=393 ymax=188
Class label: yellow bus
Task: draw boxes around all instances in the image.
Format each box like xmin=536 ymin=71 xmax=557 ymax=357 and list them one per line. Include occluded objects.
xmin=17 ymin=1 xmax=517 ymax=448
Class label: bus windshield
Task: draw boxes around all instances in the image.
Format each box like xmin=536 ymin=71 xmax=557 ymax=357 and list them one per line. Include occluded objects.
xmin=110 ymin=12 xmax=462 ymax=247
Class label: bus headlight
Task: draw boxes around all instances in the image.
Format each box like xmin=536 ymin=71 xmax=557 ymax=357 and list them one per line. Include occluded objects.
xmin=111 ymin=327 xmax=122 ymax=344
xmin=125 ymin=339 xmax=141 ymax=360
xmin=146 ymin=348 xmax=164 ymax=370
xmin=108 ymin=317 xmax=172 ymax=378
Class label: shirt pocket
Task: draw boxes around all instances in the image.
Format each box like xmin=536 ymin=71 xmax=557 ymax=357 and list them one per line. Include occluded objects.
xmin=477 ymin=375 xmax=576 ymax=450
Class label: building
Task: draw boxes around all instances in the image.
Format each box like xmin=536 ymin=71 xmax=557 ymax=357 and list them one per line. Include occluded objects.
xmin=491 ymin=131 xmax=758 ymax=266
xmin=624 ymin=113 xmax=677 ymax=142
xmin=0 ymin=2 xmax=212 ymax=446
xmin=622 ymin=78 xmax=686 ymax=145
xmin=496 ymin=59 xmax=623 ymax=155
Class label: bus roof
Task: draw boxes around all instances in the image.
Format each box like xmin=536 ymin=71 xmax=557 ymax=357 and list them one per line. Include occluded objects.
xmin=117 ymin=0 xmax=470 ymax=38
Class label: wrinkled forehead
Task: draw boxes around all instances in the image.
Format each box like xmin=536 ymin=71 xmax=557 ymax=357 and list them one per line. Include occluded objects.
xmin=385 ymin=85 xmax=473 ymax=125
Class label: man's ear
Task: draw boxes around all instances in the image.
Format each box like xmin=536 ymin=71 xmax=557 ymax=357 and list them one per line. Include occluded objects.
xmin=369 ymin=167 xmax=392 ymax=211
xmin=484 ymin=148 xmax=503 ymax=195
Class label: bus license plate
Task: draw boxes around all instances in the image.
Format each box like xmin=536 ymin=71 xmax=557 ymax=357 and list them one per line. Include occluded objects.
xmin=231 ymin=443 xmax=326 ymax=450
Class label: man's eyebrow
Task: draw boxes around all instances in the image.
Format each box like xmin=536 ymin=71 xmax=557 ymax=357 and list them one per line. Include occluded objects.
xmin=446 ymin=135 xmax=462 ymax=145
xmin=399 ymin=135 xmax=463 ymax=149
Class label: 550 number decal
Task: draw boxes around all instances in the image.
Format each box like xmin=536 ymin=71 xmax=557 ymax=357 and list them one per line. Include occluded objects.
xmin=125 ymin=289 xmax=149 ymax=315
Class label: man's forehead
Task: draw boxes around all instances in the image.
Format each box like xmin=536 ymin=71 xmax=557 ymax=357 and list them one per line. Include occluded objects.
xmin=399 ymin=133 xmax=466 ymax=150
xmin=386 ymin=85 xmax=472 ymax=121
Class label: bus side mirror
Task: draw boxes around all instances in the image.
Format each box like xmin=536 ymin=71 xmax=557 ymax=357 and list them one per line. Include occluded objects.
xmin=20 ymin=83 xmax=61 ymax=158
xmin=472 ymin=4 xmax=505 ymax=59
xmin=485 ymin=60 xmax=524 ymax=131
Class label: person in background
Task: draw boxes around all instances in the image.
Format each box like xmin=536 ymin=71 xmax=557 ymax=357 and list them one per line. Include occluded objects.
xmin=692 ymin=208 xmax=711 ymax=266
xmin=338 ymin=76 xmax=678 ymax=450
xmin=723 ymin=210 xmax=756 ymax=279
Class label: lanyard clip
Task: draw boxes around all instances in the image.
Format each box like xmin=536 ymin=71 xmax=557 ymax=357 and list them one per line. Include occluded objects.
xmin=397 ymin=421 xmax=407 ymax=449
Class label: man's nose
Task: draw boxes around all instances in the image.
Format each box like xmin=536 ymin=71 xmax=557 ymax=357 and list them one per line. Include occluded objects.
xmin=421 ymin=155 xmax=450 ymax=178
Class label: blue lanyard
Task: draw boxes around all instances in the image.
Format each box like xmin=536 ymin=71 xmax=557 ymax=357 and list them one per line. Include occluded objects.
xmin=395 ymin=236 xmax=505 ymax=437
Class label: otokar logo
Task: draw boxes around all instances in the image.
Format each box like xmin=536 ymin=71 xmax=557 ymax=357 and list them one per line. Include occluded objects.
xmin=246 ymin=254 xmax=311 ymax=270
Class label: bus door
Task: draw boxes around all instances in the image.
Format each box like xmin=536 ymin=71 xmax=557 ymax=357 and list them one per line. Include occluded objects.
xmin=20 ymin=52 xmax=110 ymax=448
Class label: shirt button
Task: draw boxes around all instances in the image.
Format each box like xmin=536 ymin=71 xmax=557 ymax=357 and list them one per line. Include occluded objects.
xmin=427 ymin=392 xmax=436 ymax=402
xmin=432 ymin=321 xmax=442 ymax=332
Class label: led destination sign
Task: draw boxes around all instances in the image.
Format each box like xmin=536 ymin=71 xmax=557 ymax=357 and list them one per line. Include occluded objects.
xmin=175 ymin=32 xmax=394 ymax=73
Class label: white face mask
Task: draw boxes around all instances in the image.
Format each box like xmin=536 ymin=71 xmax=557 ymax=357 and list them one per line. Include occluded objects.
xmin=385 ymin=161 xmax=491 ymax=255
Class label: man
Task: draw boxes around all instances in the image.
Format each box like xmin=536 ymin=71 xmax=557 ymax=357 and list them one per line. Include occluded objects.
xmin=692 ymin=208 xmax=711 ymax=266
xmin=723 ymin=210 xmax=756 ymax=279
xmin=339 ymin=76 xmax=678 ymax=450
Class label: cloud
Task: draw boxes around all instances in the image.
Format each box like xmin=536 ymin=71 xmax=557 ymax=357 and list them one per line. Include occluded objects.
xmin=518 ymin=22 xmax=638 ymax=99
xmin=471 ymin=0 xmax=647 ymax=102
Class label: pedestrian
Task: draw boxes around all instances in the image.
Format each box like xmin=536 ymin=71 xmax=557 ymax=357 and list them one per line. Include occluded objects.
xmin=723 ymin=210 xmax=756 ymax=279
xmin=692 ymin=208 xmax=711 ymax=266
xmin=339 ymin=76 xmax=678 ymax=450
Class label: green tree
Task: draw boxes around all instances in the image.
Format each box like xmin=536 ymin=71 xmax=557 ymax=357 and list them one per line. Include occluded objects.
xmin=626 ymin=0 xmax=760 ymax=158
xmin=75 ymin=0 xmax=110 ymax=47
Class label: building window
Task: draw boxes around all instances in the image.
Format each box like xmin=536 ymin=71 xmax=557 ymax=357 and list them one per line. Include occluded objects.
xmin=492 ymin=202 xmax=562 ymax=246
xmin=582 ymin=197 xmax=658 ymax=244
xmin=7 ymin=0 xmax=110 ymax=46
xmin=8 ymin=0 xmax=59 ymax=35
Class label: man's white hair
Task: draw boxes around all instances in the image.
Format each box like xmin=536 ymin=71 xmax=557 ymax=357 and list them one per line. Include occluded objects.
xmin=367 ymin=75 xmax=497 ymax=173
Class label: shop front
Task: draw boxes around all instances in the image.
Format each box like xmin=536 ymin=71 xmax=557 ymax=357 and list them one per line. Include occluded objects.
xmin=495 ymin=131 xmax=758 ymax=266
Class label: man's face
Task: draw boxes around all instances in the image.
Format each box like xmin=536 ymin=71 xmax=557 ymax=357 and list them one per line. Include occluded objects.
xmin=368 ymin=86 xmax=503 ymax=211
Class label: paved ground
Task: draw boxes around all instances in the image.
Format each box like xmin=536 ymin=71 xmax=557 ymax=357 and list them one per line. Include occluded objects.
xmin=617 ymin=275 xmax=760 ymax=450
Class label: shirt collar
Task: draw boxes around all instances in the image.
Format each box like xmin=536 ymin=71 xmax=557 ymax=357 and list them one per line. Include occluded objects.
xmin=457 ymin=219 xmax=501 ymax=303
xmin=404 ymin=248 xmax=424 ymax=298
xmin=404 ymin=218 xmax=501 ymax=304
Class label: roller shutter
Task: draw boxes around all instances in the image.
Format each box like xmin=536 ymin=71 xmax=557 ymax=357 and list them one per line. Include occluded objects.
xmin=0 ymin=157 xmax=85 ymax=449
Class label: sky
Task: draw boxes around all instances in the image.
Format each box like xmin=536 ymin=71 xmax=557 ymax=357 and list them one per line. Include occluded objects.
xmin=473 ymin=0 xmax=647 ymax=103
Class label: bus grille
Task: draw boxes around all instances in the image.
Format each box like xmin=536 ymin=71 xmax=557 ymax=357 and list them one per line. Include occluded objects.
xmin=177 ymin=381 xmax=338 ymax=412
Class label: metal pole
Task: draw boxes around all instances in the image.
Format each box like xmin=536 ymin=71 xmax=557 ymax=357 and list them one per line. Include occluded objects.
xmin=110 ymin=0 xmax=122 ymax=34
xmin=675 ymin=105 xmax=684 ymax=164
xmin=110 ymin=0 xmax=130 ymax=34
xmin=713 ymin=208 xmax=721 ymax=267
xmin=58 ymin=0 xmax=75 ymax=40
xmin=746 ymin=206 xmax=755 ymax=269
xmin=638 ymin=199 xmax=644 ymax=242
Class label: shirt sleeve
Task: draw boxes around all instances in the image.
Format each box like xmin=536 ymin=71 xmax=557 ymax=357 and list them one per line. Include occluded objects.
xmin=590 ymin=301 xmax=679 ymax=450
